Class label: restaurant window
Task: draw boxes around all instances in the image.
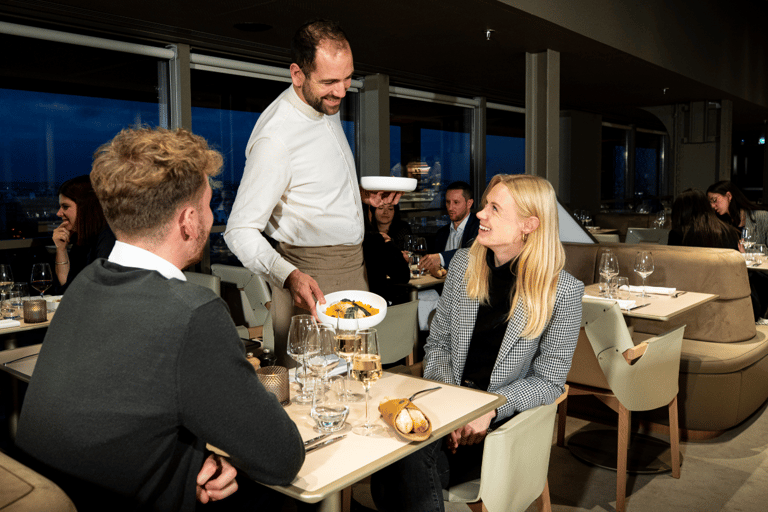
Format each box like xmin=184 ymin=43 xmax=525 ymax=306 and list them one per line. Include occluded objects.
xmin=389 ymin=96 xmax=472 ymax=214
xmin=0 ymin=33 xmax=164 ymax=242
xmin=600 ymin=126 xmax=629 ymax=211
xmin=635 ymin=131 xmax=663 ymax=208
xmin=486 ymin=107 xmax=525 ymax=186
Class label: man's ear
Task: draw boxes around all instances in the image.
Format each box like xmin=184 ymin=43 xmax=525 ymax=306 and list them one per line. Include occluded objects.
xmin=467 ymin=198 xmax=474 ymax=210
xmin=178 ymin=205 xmax=196 ymax=241
xmin=290 ymin=63 xmax=305 ymax=88
xmin=523 ymin=216 xmax=540 ymax=235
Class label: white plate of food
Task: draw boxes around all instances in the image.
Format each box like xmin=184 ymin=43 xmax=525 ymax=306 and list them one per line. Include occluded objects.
xmin=43 ymin=295 xmax=63 ymax=312
xmin=360 ymin=176 xmax=417 ymax=193
xmin=316 ymin=290 xmax=387 ymax=329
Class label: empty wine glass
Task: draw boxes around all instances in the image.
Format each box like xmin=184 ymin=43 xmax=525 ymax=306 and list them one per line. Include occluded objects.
xmin=287 ymin=314 xmax=320 ymax=405
xmin=598 ymin=250 xmax=619 ymax=297
xmin=351 ymin=327 xmax=383 ymax=436
xmin=0 ymin=265 xmax=13 ymax=293
xmin=654 ymin=210 xmax=667 ymax=229
xmin=633 ymin=251 xmax=655 ymax=298
xmin=307 ymin=323 xmax=341 ymax=391
xmin=741 ymin=228 xmax=754 ymax=251
xmin=30 ymin=263 xmax=53 ymax=297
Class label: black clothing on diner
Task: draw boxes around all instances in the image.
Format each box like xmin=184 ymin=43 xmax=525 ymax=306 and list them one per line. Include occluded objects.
xmin=56 ymin=226 xmax=116 ymax=293
xmin=363 ymin=230 xmax=411 ymax=305
xmin=386 ymin=222 xmax=413 ymax=252
xmin=16 ymin=259 xmax=304 ymax=512
xmin=462 ymin=251 xmax=517 ymax=393
xmin=667 ymin=225 xmax=739 ymax=251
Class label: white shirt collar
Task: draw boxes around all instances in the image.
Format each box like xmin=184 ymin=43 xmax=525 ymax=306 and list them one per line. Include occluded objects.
xmin=107 ymin=241 xmax=187 ymax=281
xmin=286 ymin=85 xmax=325 ymax=120
xmin=450 ymin=214 xmax=471 ymax=234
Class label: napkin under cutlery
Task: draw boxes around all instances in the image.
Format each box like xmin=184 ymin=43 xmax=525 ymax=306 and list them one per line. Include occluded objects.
xmin=0 ymin=319 xmax=21 ymax=329
xmin=583 ymin=294 xmax=637 ymax=310
xmin=627 ymin=285 xmax=676 ymax=295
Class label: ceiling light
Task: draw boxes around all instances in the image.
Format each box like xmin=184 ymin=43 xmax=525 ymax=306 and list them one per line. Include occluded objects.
xmin=486 ymin=29 xmax=495 ymax=41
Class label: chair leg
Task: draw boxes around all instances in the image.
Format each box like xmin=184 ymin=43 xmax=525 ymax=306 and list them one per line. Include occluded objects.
xmin=668 ymin=395 xmax=681 ymax=479
xmin=341 ymin=485 xmax=352 ymax=512
xmin=467 ymin=501 xmax=488 ymax=512
xmin=534 ymin=479 xmax=552 ymax=512
xmin=556 ymin=398 xmax=568 ymax=447
xmin=616 ymin=404 xmax=630 ymax=512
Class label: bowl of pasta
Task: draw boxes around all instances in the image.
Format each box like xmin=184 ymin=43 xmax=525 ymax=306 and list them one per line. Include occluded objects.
xmin=316 ymin=290 xmax=387 ymax=330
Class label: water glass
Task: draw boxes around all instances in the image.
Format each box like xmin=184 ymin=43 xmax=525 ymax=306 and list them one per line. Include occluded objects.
xmin=287 ymin=314 xmax=320 ymax=405
xmin=311 ymin=376 xmax=349 ymax=433
xmin=0 ymin=265 xmax=12 ymax=293
xmin=754 ymin=244 xmax=767 ymax=265
xmin=611 ymin=276 xmax=630 ymax=300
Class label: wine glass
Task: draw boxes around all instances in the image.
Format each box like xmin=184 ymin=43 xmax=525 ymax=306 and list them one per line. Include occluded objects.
xmin=287 ymin=314 xmax=320 ymax=405
xmin=306 ymin=324 xmax=341 ymax=391
xmin=351 ymin=327 xmax=384 ymax=436
xmin=654 ymin=210 xmax=666 ymax=229
xmin=0 ymin=265 xmax=13 ymax=293
xmin=598 ymin=250 xmax=619 ymax=297
xmin=741 ymin=228 xmax=754 ymax=251
xmin=633 ymin=251 xmax=655 ymax=298
xmin=413 ymin=238 xmax=428 ymax=275
xmin=334 ymin=318 xmax=364 ymax=402
xmin=30 ymin=263 xmax=53 ymax=297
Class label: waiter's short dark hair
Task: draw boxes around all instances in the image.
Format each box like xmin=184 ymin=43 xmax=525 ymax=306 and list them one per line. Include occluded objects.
xmin=292 ymin=19 xmax=349 ymax=76
xmin=447 ymin=181 xmax=473 ymax=201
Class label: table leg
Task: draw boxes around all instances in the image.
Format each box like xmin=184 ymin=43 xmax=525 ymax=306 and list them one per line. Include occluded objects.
xmin=317 ymin=490 xmax=343 ymax=512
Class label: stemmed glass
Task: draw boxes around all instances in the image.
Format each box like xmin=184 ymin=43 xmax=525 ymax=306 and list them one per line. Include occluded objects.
xmin=334 ymin=318 xmax=364 ymax=402
xmin=598 ymin=250 xmax=619 ymax=297
xmin=287 ymin=314 xmax=320 ymax=405
xmin=654 ymin=210 xmax=666 ymax=229
xmin=351 ymin=327 xmax=384 ymax=436
xmin=413 ymin=238 xmax=428 ymax=276
xmin=0 ymin=265 xmax=13 ymax=293
xmin=307 ymin=324 xmax=341 ymax=391
xmin=741 ymin=228 xmax=754 ymax=251
xmin=634 ymin=251 xmax=655 ymax=298
xmin=30 ymin=263 xmax=53 ymax=297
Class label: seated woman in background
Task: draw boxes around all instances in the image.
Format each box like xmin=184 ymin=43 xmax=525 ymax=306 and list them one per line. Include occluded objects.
xmin=707 ymin=180 xmax=768 ymax=245
xmin=53 ymin=175 xmax=116 ymax=292
xmin=369 ymin=203 xmax=411 ymax=251
xmin=669 ymin=189 xmax=740 ymax=249
xmin=363 ymin=207 xmax=411 ymax=306
xmin=370 ymin=174 xmax=583 ymax=512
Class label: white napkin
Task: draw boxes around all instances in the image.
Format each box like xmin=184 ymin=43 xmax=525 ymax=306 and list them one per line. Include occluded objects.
xmin=0 ymin=319 xmax=21 ymax=329
xmin=627 ymin=285 xmax=676 ymax=295
xmin=583 ymin=294 xmax=637 ymax=310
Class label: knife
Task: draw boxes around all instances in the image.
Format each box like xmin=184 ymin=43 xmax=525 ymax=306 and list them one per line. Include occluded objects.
xmin=626 ymin=302 xmax=651 ymax=311
xmin=303 ymin=432 xmax=331 ymax=447
xmin=305 ymin=434 xmax=346 ymax=453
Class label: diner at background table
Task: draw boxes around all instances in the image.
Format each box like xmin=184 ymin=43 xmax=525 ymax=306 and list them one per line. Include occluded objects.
xmin=367 ymin=203 xmax=412 ymax=252
xmin=16 ymin=127 xmax=304 ymax=512
xmin=371 ymin=174 xmax=583 ymax=512
xmin=363 ymin=208 xmax=411 ymax=306
xmin=51 ymin=174 xmax=116 ymax=294
xmin=223 ymin=19 xmax=400 ymax=368
xmin=707 ymin=180 xmax=768 ymax=246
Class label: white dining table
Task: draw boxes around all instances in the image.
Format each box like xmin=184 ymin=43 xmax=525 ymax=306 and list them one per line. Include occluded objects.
xmin=242 ymin=371 xmax=505 ymax=511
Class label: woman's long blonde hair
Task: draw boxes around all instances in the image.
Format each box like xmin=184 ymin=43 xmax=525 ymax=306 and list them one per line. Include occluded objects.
xmin=465 ymin=174 xmax=565 ymax=338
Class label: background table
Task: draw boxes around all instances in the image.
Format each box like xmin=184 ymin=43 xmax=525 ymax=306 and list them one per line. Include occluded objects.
xmin=263 ymin=372 xmax=504 ymax=511
xmin=584 ymin=284 xmax=718 ymax=322
xmin=399 ymin=274 xmax=445 ymax=301
xmin=0 ymin=312 xmax=53 ymax=350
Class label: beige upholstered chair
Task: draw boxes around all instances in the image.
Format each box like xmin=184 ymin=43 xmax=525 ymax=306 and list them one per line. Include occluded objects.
xmin=593 ymin=233 xmax=620 ymax=243
xmin=558 ymin=297 xmax=684 ymax=512
xmin=376 ymin=300 xmax=419 ymax=366
xmin=0 ymin=451 xmax=76 ymax=512
xmin=211 ymin=264 xmax=271 ymax=326
xmin=183 ymin=271 xmax=221 ymax=296
xmin=443 ymin=399 xmax=561 ymax=512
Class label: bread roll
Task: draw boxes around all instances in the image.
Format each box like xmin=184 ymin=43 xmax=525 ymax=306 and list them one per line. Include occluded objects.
xmin=395 ymin=409 xmax=414 ymax=433
xmin=409 ymin=408 xmax=429 ymax=433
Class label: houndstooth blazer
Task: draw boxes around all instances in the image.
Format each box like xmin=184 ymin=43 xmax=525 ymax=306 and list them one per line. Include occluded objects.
xmin=423 ymin=248 xmax=584 ymax=421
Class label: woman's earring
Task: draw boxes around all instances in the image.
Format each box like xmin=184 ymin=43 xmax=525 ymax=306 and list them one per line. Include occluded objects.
xmin=522 ymin=233 xmax=528 ymax=244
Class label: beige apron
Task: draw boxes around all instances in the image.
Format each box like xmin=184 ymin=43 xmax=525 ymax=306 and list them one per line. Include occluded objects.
xmin=271 ymin=243 xmax=368 ymax=367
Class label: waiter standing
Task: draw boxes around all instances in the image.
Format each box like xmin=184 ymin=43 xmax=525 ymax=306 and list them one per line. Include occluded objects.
xmin=225 ymin=19 xmax=397 ymax=366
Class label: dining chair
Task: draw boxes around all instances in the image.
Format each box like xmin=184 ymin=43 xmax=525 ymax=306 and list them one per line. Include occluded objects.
xmin=183 ymin=271 xmax=221 ymax=296
xmin=211 ymin=264 xmax=271 ymax=326
xmin=0 ymin=450 xmax=76 ymax=512
xmin=376 ymin=300 xmax=419 ymax=366
xmin=557 ymin=297 xmax=684 ymax=512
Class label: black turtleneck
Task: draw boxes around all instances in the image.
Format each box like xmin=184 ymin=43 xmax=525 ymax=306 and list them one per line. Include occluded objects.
xmin=461 ymin=250 xmax=517 ymax=392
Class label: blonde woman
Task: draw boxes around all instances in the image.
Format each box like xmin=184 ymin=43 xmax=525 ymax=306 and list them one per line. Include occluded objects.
xmin=371 ymin=174 xmax=583 ymax=512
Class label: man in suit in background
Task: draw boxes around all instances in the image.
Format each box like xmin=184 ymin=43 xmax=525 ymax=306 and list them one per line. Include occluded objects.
xmin=419 ymin=181 xmax=479 ymax=273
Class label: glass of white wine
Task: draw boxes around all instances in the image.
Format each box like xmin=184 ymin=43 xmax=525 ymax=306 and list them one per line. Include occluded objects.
xmin=351 ymin=327 xmax=383 ymax=436
xmin=0 ymin=264 xmax=13 ymax=293
xmin=334 ymin=318 xmax=364 ymax=403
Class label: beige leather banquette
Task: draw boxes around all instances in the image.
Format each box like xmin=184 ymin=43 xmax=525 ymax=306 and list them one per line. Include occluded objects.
xmin=563 ymin=242 xmax=768 ymax=435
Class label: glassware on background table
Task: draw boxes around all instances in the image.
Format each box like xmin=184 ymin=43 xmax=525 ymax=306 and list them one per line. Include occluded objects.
xmin=611 ymin=276 xmax=630 ymax=300
xmin=30 ymin=263 xmax=53 ymax=297
xmin=633 ymin=251 xmax=655 ymax=298
xmin=0 ymin=292 xmax=12 ymax=319
xmin=0 ymin=265 xmax=13 ymax=293
xmin=307 ymin=323 xmax=341 ymax=390
xmin=598 ymin=249 xmax=619 ymax=297
xmin=311 ymin=376 xmax=349 ymax=433
xmin=654 ymin=210 xmax=666 ymax=229
xmin=334 ymin=318 xmax=364 ymax=402
xmin=11 ymin=283 xmax=29 ymax=299
xmin=741 ymin=228 xmax=754 ymax=251
xmin=754 ymin=244 xmax=767 ymax=265
xmin=352 ymin=327 xmax=383 ymax=436
xmin=287 ymin=314 xmax=320 ymax=405
xmin=409 ymin=253 xmax=422 ymax=279
xmin=413 ymin=237 xmax=428 ymax=276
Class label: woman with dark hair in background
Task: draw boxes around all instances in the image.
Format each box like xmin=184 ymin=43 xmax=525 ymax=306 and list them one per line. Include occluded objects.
xmin=368 ymin=203 xmax=412 ymax=251
xmin=669 ymin=189 xmax=740 ymax=249
xmin=363 ymin=205 xmax=411 ymax=305
xmin=707 ymin=180 xmax=768 ymax=245
xmin=52 ymin=175 xmax=116 ymax=291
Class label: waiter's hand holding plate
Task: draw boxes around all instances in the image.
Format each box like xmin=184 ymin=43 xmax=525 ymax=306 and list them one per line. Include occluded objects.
xmin=316 ymin=290 xmax=387 ymax=330
xmin=360 ymin=177 xmax=417 ymax=207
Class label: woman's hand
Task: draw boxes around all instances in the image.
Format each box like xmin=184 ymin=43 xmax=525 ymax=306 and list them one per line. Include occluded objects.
xmin=445 ymin=410 xmax=496 ymax=453
xmin=380 ymin=232 xmax=392 ymax=242
xmin=52 ymin=223 xmax=71 ymax=250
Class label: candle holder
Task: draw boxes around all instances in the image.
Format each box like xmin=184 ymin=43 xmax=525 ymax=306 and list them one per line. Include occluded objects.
xmin=256 ymin=366 xmax=290 ymax=406
xmin=23 ymin=298 xmax=47 ymax=323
